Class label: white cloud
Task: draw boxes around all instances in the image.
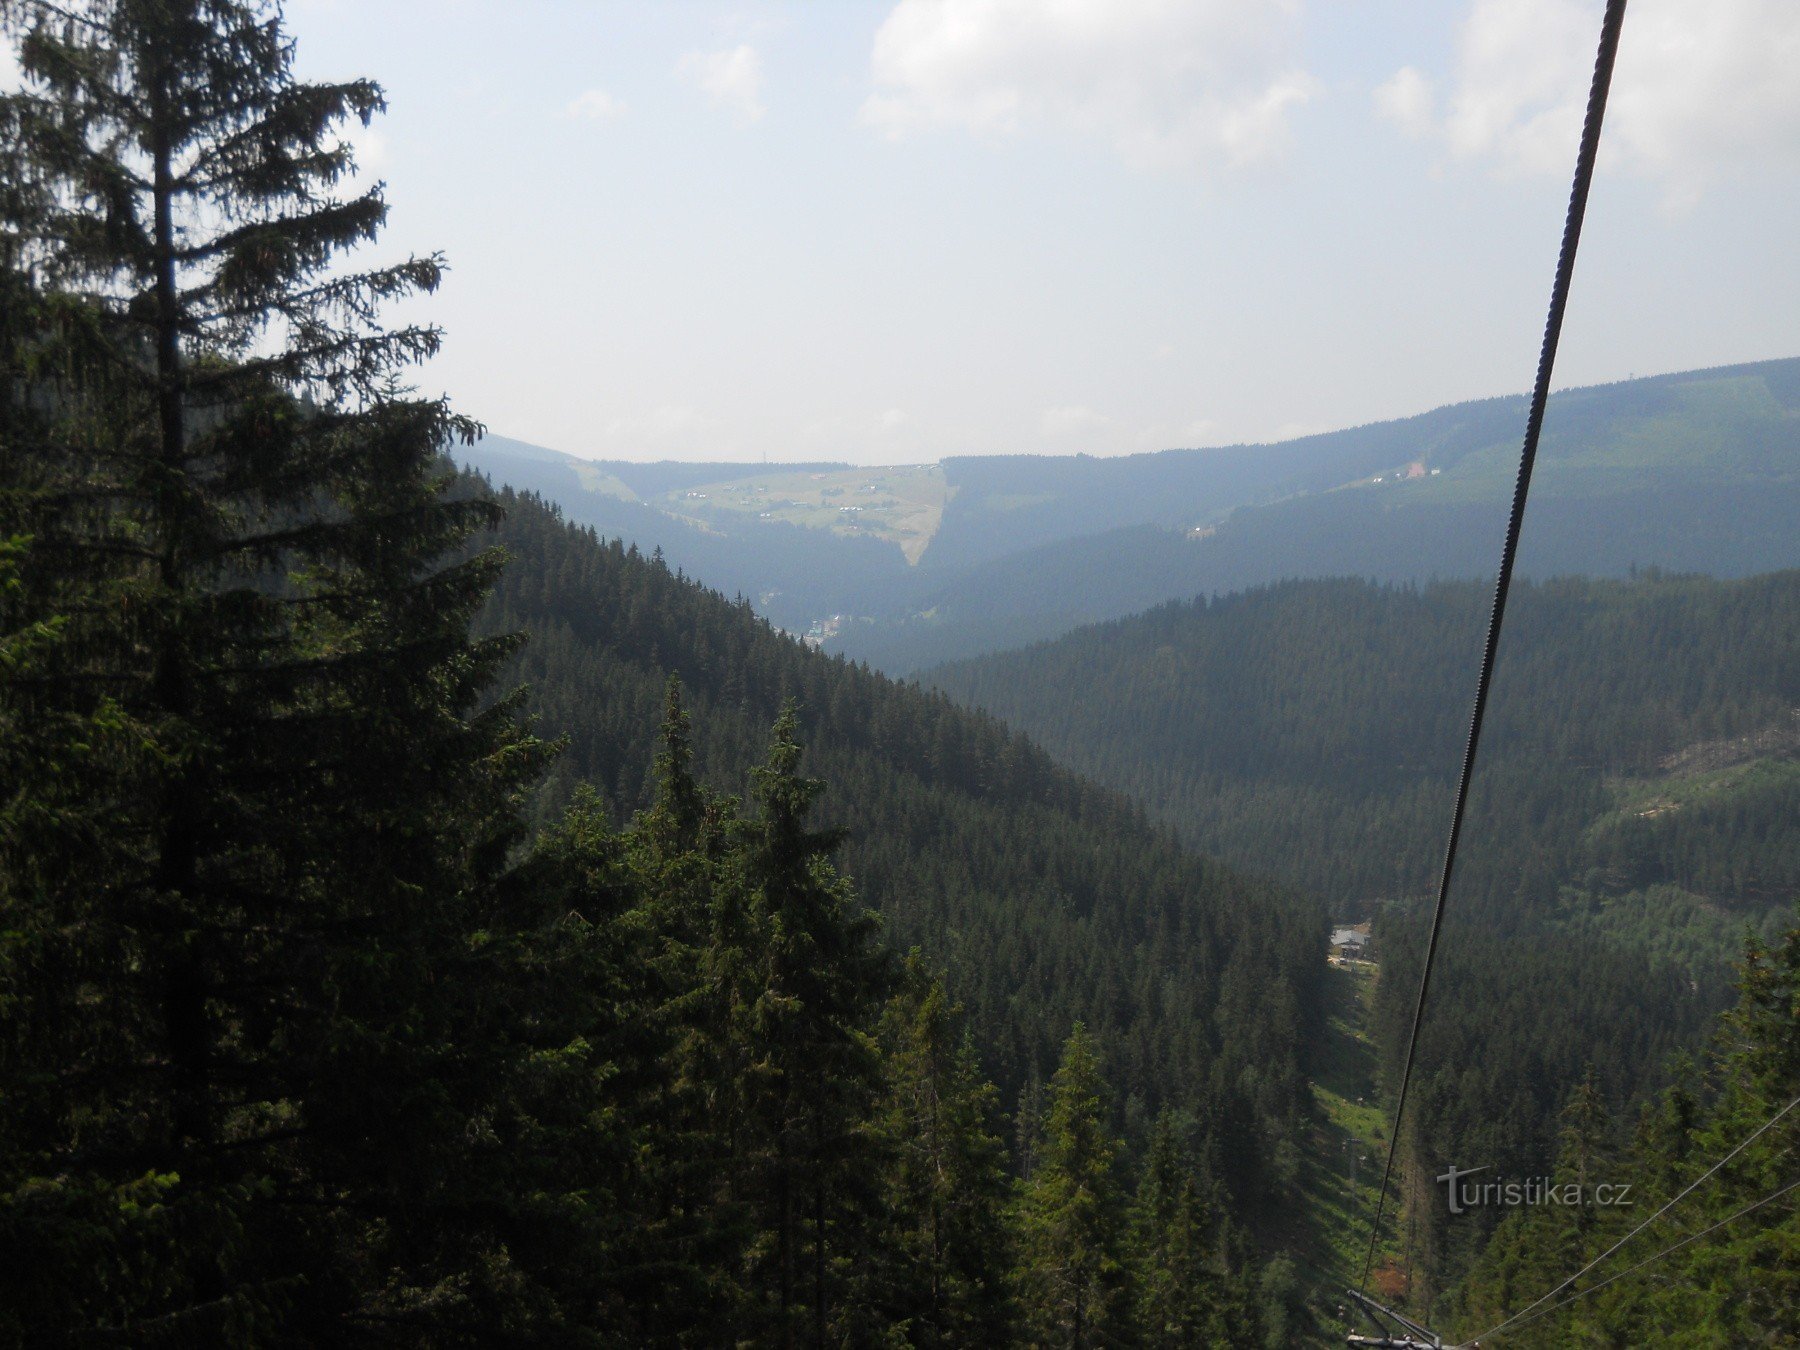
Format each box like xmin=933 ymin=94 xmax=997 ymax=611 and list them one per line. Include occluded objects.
xmin=1373 ymin=66 xmax=1435 ymax=140
xmin=876 ymin=407 xmax=907 ymax=432
xmin=1379 ymin=0 xmax=1800 ymax=207
xmin=678 ymin=45 xmax=766 ymax=125
xmin=564 ymin=88 xmax=626 ymax=123
xmin=1040 ymin=404 xmax=1113 ymax=439
xmin=1608 ymin=0 xmax=1800 ymax=207
xmin=1436 ymin=0 xmax=1593 ymax=175
xmin=860 ymin=0 xmax=1318 ymax=172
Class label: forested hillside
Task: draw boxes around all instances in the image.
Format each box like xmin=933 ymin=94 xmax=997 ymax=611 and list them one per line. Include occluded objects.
xmin=930 ymin=358 xmax=1800 ymax=568
xmin=7 ymin=0 xmax=1798 ymax=1342
xmin=927 ymin=572 xmax=1800 ymax=1293
xmin=1443 ymin=921 xmax=1800 ymax=1346
xmin=0 ymin=1 xmax=1340 ymax=1339
xmin=459 ymin=436 xmax=912 ymax=633
xmin=461 ymin=362 xmax=1800 ymax=674
xmin=838 ymin=362 xmax=1800 ymax=670
xmin=475 ymin=485 xmax=1327 ymax=1179
xmin=927 ymin=572 xmax=1799 ymax=940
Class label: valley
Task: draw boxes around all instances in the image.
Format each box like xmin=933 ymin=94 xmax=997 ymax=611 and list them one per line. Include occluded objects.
xmin=463 ymin=357 xmax=1800 ymax=673
xmin=11 ymin=1 xmax=1798 ymax=1344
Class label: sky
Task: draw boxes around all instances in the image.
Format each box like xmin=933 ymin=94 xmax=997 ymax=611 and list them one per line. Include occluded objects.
xmin=14 ymin=1 xmax=1800 ymax=465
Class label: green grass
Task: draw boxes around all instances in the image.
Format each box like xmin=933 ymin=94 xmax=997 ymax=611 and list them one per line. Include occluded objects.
xmin=1397 ymin=372 xmax=1800 ymax=506
xmin=654 ymin=464 xmax=949 ymax=562
xmin=1599 ymin=754 xmax=1800 ymax=827
xmin=567 ymin=461 xmax=640 ymax=501
xmin=1286 ymin=960 xmax=1406 ymax=1342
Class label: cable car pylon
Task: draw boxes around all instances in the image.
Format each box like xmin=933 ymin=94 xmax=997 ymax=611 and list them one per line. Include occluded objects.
xmin=1344 ymin=1288 xmax=1445 ymax=1348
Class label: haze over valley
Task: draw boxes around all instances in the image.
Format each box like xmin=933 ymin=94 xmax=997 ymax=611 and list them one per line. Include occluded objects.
xmin=464 ymin=355 xmax=1800 ymax=670
xmin=7 ymin=2 xmax=1799 ymax=1345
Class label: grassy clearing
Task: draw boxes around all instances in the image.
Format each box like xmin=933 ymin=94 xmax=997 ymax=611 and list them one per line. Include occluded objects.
xmin=657 ymin=463 xmax=949 ymax=562
xmin=1285 ymin=960 xmax=1405 ymax=1342
xmin=567 ymin=461 xmax=640 ymax=501
xmin=1598 ymin=754 xmax=1800 ymax=828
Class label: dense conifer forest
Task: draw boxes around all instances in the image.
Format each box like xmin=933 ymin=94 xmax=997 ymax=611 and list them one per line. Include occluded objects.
xmin=927 ymin=573 xmax=1800 ymax=1299
xmin=4 ymin=1 xmax=1798 ymax=1344
xmin=476 ymin=485 xmax=1330 ymax=1163
xmin=1441 ymin=923 xmax=1800 ymax=1345
xmin=927 ymin=573 xmax=1799 ymax=934
xmin=0 ymin=2 xmax=1320 ymax=1340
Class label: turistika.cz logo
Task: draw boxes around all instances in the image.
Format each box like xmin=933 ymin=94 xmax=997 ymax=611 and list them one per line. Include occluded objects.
xmin=1435 ymin=1164 xmax=1635 ymax=1215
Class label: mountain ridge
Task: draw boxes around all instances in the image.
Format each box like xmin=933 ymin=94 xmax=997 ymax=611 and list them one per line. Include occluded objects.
xmin=460 ymin=356 xmax=1800 ymax=671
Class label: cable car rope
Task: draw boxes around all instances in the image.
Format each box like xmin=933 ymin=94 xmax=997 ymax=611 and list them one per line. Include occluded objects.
xmin=1356 ymin=0 xmax=1631 ymax=1298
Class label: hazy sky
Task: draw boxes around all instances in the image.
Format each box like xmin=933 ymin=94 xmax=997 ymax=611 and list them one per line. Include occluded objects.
xmin=20 ymin=1 xmax=1800 ymax=464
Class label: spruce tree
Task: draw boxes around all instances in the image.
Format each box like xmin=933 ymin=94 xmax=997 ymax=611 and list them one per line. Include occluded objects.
xmin=1014 ymin=1023 xmax=1135 ymax=1348
xmin=624 ymin=675 xmax=747 ymax=1338
xmin=1130 ymin=1112 xmax=1232 ymax=1347
xmin=0 ymin=2 xmax=554 ymax=1338
xmin=1556 ymin=1067 xmax=1616 ymax=1240
xmin=873 ymin=953 xmax=1015 ymax=1345
xmin=495 ymin=783 xmax=728 ymax=1344
xmin=727 ymin=704 xmax=892 ymax=1344
xmin=0 ymin=536 xmax=165 ymax=1338
xmin=1450 ymin=925 xmax=1800 ymax=1346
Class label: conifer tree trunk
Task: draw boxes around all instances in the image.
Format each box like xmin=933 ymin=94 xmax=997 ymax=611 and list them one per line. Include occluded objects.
xmin=145 ymin=26 xmax=211 ymax=1172
xmin=779 ymin=1107 xmax=795 ymax=1348
xmin=814 ymin=1160 xmax=828 ymax=1346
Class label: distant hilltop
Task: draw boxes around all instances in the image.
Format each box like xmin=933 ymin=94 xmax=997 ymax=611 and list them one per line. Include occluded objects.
xmin=461 ymin=356 xmax=1800 ymax=672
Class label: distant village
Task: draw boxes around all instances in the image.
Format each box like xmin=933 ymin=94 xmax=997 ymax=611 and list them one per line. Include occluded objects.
xmin=803 ymin=614 xmax=847 ymax=648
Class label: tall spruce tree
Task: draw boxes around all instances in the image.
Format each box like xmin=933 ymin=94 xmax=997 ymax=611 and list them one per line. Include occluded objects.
xmin=493 ymin=782 xmax=726 ymax=1344
xmin=0 ymin=2 xmax=557 ymax=1339
xmin=1129 ymin=1112 xmax=1240 ymax=1347
xmin=726 ymin=704 xmax=893 ymax=1345
xmin=1449 ymin=925 xmax=1800 ymax=1346
xmin=872 ymin=953 xmax=1016 ymax=1345
xmin=1013 ymin=1023 xmax=1135 ymax=1348
xmin=619 ymin=676 xmax=748 ymax=1338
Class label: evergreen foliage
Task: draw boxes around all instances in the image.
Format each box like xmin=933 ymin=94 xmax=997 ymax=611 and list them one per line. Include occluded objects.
xmin=0 ymin=0 xmax=557 ymax=1338
xmin=928 ymin=571 xmax=1797 ymax=1293
xmin=473 ymin=484 xmax=1330 ymax=1222
xmin=1011 ymin=1025 xmax=1135 ymax=1348
xmin=927 ymin=573 xmax=1800 ymax=927
xmin=871 ymin=955 xmax=1017 ymax=1345
xmin=1128 ymin=1113 xmax=1262 ymax=1347
xmin=1447 ymin=917 xmax=1800 ymax=1345
xmin=0 ymin=11 xmax=1330 ymax=1337
xmin=11 ymin=3 xmax=1793 ymax=1343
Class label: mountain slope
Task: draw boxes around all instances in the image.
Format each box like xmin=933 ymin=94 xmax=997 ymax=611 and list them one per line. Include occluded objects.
xmin=463 ymin=437 xmax=917 ymax=632
xmin=924 ymin=570 xmax=1799 ymax=1284
xmin=472 ymin=484 xmax=1330 ymax=1213
xmin=925 ymin=571 xmax=1800 ymax=933
xmin=838 ymin=359 xmax=1800 ymax=670
xmin=463 ymin=360 xmax=1800 ymax=673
